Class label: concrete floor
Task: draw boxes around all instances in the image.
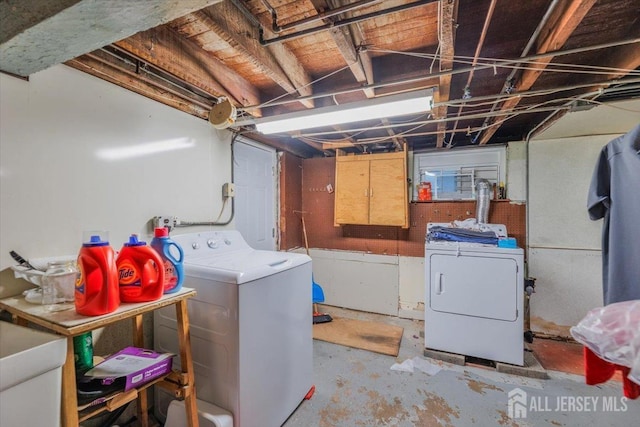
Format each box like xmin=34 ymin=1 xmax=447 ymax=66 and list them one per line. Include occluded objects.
xmin=283 ymin=307 xmax=639 ymax=427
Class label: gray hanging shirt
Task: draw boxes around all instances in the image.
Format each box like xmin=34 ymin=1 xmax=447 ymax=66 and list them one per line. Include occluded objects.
xmin=587 ymin=123 xmax=640 ymax=305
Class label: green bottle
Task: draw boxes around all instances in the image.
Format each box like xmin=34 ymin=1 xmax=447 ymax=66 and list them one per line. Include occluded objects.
xmin=73 ymin=332 xmax=93 ymax=373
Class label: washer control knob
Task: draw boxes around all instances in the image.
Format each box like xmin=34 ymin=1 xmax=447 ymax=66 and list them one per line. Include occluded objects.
xmin=224 ymin=239 xmax=231 ymax=246
xmin=192 ymin=242 xmax=200 ymax=250
xmin=207 ymin=239 xmax=218 ymax=249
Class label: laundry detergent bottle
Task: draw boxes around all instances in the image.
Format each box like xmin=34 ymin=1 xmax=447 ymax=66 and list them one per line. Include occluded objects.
xmin=75 ymin=232 xmax=120 ymax=316
xmin=116 ymin=234 xmax=165 ymax=303
xmin=150 ymin=227 xmax=184 ymax=294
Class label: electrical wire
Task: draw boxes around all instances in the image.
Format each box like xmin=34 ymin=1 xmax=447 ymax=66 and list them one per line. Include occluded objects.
xmin=256 ymin=63 xmax=353 ymax=110
xmin=368 ymin=47 xmax=640 ymax=78
xmin=298 ymin=94 xmax=640 ymax=146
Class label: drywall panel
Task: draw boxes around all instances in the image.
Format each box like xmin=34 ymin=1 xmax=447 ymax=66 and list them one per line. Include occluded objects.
xmin=528 ymin=248 xmax=603 ymax=338
xmin=309 ymin=249 xmax=399 ymax=316
xmin=506 ymin=141 xmax=526 ymax=202
xmin=398 ymin=256 xmax=424 ymax=320
xmin=0 ymin=64 xmax=232 ymax=270
xmin=528 ymin=135 xmax=613 ymax=249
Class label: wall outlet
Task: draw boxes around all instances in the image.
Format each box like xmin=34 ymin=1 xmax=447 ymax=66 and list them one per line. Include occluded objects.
xmin=153 ymin=216 xmax=178 ymax=231
xmin=222 ymin=182 xmax=235 ymax=198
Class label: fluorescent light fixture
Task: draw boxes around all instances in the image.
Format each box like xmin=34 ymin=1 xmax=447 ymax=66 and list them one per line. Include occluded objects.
xmin=254 ymin=89 xmax=433 ymax=134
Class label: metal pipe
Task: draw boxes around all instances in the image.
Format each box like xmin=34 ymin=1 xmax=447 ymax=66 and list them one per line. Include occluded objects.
xmin=259 ymin=0 xmax=438 ymax=45
xmin=276 ymin=0 xmax=382 ymax=32
xmin=260 ymin=0 xmax=279 ymax=33
xmin=475 ymin=179 xmax=492 ymax=224
xmin=106 ymin=44 xmax=220 ymax=102
xmin=475 ymin=0 xmax=561 ymax=142
xmin=449 ymin=0 xmax=498 ymax=141
xmin=229 ymin=0 xmax=263 ymax=28
xmin=505 ymin=0 xmax=561 ymax=90
xmin=175 ymin=133 xmax=238 ymax=227
xmin=86 ymin=50 xmax=213 ymax=111
xmin=237 ymin=36 xmax=640 ymax=113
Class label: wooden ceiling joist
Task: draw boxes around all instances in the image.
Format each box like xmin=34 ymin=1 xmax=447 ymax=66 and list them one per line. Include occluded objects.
xmin=478 ymin=0 xmax=598 ymax=145
xmin=175 ymin=2 xmax=315 ymax=110
xmin=66 ymin=52 xmax=210 ymax=120
xmin=317 ymin=0 xmax=376 ymax=98
xmin=115 ymin=25 xmax=260 ymax=112
xmin=435 ymin=0 xmax=458 ymax=148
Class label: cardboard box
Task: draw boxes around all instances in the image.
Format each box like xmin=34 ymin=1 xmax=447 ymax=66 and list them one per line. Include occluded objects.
xmin=84 ymin=347 xmax=173 ymax=391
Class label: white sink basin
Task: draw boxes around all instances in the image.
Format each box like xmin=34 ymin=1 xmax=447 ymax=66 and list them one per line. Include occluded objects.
xmin=0 ymin=321 xmax=67 ymax=426
xmin=0 ymin=321 xmax=66 ymax=391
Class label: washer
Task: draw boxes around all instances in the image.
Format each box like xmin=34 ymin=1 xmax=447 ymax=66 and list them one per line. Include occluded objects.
xmin=154 ymin=230 xmax=313 ymax=427
xmin=425 ymin=224 xmax=524 ymax=366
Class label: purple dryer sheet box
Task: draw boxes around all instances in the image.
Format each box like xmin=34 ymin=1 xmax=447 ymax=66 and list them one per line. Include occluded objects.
xmin=85 ymin=346 xmax=174 ymax=391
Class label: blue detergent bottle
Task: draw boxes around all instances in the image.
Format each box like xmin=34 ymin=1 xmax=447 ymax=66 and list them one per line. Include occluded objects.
xmin=150 ymin=227 xmax=184 ymax=294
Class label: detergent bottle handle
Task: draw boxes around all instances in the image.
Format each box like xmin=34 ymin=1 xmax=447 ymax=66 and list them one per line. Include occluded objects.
xmin=163 ymin=241 xmax=184 ymax=264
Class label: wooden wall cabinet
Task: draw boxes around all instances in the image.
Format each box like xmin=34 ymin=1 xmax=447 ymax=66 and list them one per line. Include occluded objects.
xmin=334 ymin=148 xmax=409 ymax=228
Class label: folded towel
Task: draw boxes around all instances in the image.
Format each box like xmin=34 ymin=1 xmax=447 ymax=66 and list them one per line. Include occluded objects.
xmin=428 ymin=226 xmax=498 ymax=245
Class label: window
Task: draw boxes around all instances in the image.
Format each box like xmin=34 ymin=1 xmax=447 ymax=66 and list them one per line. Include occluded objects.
xmin=413 ymin=146 xmax=506 ymax=201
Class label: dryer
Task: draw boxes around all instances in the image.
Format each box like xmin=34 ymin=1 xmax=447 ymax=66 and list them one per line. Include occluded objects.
xmin=154 ymin=230 xmax=313 ymax=427
xmin=425 ymin=224 xmax=524 ymax=366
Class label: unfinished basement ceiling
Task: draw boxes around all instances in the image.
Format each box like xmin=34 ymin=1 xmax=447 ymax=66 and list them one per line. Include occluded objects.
xmin=2 ymin=0 xmax=640 ymax=158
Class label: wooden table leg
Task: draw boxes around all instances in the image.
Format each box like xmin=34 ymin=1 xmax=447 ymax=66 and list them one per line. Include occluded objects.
xmin=132 ymin=315 xmax=149 ymax=427
xmin=61 ymin=337 xmax=79 ymax=427
xmin=176 ymin=299 xmax=199 ymax=427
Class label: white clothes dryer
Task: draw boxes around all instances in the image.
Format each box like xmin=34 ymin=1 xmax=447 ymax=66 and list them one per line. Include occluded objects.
xmin=425 ymin=223 xmax=524 ymax=366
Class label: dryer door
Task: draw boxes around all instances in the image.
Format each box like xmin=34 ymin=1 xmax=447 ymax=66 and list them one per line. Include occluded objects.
xmin=428 ymin=252 xmax=518 ymax=321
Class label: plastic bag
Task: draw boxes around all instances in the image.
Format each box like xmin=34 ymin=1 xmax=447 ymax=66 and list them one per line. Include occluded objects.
xmin=570 ymin=300 xmax=640 ymax=384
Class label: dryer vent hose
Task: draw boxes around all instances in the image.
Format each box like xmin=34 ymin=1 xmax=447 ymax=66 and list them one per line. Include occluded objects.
xmin=475 ymin=179 xmax=492 ymax=224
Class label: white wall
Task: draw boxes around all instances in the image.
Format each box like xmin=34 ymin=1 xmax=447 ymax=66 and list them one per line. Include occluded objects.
xmin=527 ymin=99 xmax=640 ymax=337
xmin=0 ymin=65 xmax=233 ymax=370
xmin=527 ymin=135 xmax=608 ymax=337
xmin=1 ymin=65 xmax=233 ymax=274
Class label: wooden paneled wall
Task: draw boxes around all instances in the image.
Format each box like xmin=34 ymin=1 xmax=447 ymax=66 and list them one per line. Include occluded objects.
xmin=280 ymin=156 xmax=526 ymax=255
xmin=279 ymin=152 xmax=303 ymax=249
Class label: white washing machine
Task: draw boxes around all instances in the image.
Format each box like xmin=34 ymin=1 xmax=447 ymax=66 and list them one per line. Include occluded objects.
xmin=154 ymin=230 xmax=313 ymax=427
xmin=425 ymin=224 xmax=524 ymax=366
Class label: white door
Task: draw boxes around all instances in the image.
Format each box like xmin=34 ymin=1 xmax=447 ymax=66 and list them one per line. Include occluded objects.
xmin=233 ymin=139 xmax=277 ymax=250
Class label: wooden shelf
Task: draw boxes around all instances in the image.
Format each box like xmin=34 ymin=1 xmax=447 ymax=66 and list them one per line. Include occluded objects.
xmin=0 ymin=288 xmax=200 ymax=427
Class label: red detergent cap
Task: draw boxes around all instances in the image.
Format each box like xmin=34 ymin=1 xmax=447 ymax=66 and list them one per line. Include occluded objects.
xmin=154 ymin=227 xmax=169 ymax=238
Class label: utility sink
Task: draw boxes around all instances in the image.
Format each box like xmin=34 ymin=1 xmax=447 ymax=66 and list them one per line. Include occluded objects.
xmin=0 ymin=320 xmax=67 ymax=426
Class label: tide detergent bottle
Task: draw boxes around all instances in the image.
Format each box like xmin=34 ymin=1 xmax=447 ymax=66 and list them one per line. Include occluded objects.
xmin=116 ymin=234 xmax=165 ymax=303
xmin=75 ymin=232 xmax=120 ymax=316
xmin=150 ymin=227 xmax=184 ymax=294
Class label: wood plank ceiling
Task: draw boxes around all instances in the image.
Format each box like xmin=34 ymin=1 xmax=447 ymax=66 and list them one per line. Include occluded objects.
xmin=13 ymin=0 xmax=640 ymax=157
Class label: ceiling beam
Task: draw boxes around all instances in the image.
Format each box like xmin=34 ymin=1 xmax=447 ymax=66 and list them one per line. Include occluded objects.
xmin=382 ymin=118 xmax=407 ymax=150
xmin=478 ymin=0 xmax=597 ymax=145
xmin=172 ymin=3 xmax=315 ymax=109
xmin=0 ymin=0 xmax=223 ymax=76
xmin=435 ymin=0 xmax=458 ymax=148
xmin=115 ymin=25 xmax=260 ymax=112
xmin=316 ymin=0 xmax=376 ymax=98
xmin=66 ymin=52 xmax=210 ymax=119
xmin=239 ymin=131 xmax=318 ymax=158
